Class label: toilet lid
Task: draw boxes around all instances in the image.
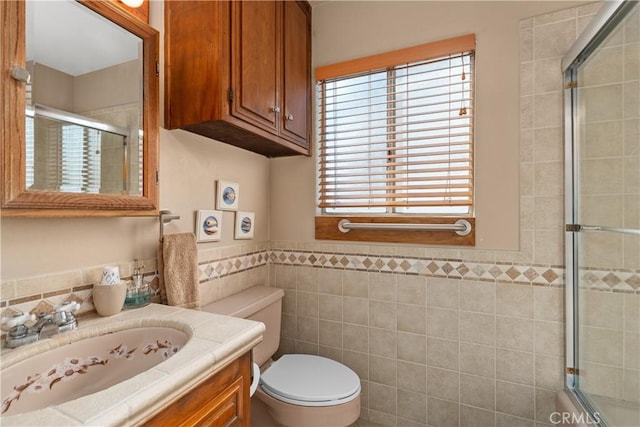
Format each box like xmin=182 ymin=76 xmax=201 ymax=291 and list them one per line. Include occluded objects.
xmin=260 ymin=354 xmax=361 ymax=407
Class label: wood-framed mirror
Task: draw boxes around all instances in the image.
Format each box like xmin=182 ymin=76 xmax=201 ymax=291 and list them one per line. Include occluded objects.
xmin=1 ymin=0 xmax=159 ymax=217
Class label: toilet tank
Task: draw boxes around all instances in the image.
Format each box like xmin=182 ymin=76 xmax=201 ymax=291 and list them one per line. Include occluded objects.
xmin=201 ymin=285 xmax=284 ymax=367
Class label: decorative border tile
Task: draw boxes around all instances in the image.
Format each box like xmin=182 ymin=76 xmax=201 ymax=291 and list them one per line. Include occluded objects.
xmin=2 ymin=246 xmax=638 ymax=326
xmin=198 ymin=250 xmax=268 ymax=283
xmin=578 ymin=268 xmax=640 ymax=293
xmin=268 ymin=248 xmax=567 ymax=287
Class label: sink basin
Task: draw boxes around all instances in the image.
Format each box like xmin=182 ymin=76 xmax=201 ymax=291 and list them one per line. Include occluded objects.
xmin=1 ymin=325 xmax=189 ymax=416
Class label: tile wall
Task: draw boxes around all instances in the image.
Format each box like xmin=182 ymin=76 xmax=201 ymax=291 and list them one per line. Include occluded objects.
xmin=579 ymin=290 xmax=639 ymax=404
xmin=0 ymin=242 xmax=270 ymax=319
xmin=269 ymin=248 xmax=567 ymax=427
xmin=84 ymin=103 xmax=142 ymax=196
xmin=577 ymin=3 xmax=639 ymax=271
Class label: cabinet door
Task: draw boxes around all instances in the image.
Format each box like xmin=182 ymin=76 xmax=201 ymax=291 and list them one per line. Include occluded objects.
xmin=165 ymin=1 xmax=227 ymax=129
xmin=281 ymin=1 xmax=311 ymax=148
xmin=230 ymin=0 xmax=280 ymax=136
xmin=144 ymin=352 xmax=251 ymax=427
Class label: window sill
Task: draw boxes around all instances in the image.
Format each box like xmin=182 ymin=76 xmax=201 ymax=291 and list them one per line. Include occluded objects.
xmin=315 ymin=216 xmax=475 ymax=246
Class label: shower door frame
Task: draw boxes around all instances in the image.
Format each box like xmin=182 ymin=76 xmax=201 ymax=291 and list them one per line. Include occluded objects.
xmin=562 ymin=0 xmax=638 ymax=424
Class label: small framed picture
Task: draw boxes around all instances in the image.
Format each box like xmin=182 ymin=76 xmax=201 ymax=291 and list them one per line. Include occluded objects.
xmin=195 ymin=210 xmax=223 ymax=242
xmin=216 ymin=180 xmax=239 ymax=211
xmin=234 ymin=211 xmax=255 ymax=240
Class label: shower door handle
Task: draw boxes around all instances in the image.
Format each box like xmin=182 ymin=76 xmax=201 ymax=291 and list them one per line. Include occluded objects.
xmin=566 ymin=224 xmax=640 ymax=236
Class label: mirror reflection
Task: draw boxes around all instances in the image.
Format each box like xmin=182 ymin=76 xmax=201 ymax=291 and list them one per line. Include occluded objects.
xmin=25 ymin=0 xmax=143 ymax=195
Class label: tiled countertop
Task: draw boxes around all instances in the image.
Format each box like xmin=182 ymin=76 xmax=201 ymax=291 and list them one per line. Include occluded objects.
xmin=0 ymin=303 xmax=264 ymax=426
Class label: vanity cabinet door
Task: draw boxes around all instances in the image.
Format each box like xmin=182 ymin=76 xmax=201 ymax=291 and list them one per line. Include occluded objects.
xmin=144 ymin=352 xmax=251 ymax=427
xmin=280 ymin=0 xmax=311 ymax=149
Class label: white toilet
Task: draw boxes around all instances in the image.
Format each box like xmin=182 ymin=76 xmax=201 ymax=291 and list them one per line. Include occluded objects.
xmin=202 ymin=285 xmax=361 ymax=427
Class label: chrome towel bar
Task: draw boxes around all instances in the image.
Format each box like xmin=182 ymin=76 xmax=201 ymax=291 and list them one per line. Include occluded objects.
xmin=338 ymin=219 xmax=472 ymax=236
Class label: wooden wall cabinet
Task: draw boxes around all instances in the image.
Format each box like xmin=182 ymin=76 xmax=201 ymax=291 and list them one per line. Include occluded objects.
xmin=144 ymin=352 xmax=251 ymax=427
xmin=165 ymin=0 xmax=311 ymax=158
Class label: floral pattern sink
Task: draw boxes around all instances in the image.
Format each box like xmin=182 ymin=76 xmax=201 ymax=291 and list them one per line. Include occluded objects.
xmin=1 ymin=326 xmax=189 ymax=416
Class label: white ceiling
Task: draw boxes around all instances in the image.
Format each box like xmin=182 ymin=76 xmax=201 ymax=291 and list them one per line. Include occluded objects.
xmin=26 ymin=0 xmax=140 ymax=77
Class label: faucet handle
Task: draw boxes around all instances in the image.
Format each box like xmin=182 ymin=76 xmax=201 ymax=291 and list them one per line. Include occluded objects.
xmin=1 ymin=312 xmax=36 ymax=331
xmin=53 ymin=302 xmax=79 ymax=331
xmin=54 ymin=301 xmax=80 ymax=314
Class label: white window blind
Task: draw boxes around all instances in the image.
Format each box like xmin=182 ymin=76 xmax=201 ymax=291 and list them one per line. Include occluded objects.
xmin=25 ymin=82 xmax=34 ymax=188
xmin=59 ymin=125 xmax=101 ymax=193
xmin=317 ymin=38 xmax=475 ymax=216
xmin=29 ymin=117 xmax=103 ymax=193
xmin=25 ymin=116 xmax=34 ymax=189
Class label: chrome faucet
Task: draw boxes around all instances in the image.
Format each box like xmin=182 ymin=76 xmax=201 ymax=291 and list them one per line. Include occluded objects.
xmin=1 ymin=301 xmax=80 ymax=348
xmin=32 ymin=313 xmax=58 ymax=339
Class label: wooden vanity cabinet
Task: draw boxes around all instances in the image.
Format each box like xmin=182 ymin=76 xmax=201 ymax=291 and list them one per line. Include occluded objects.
xmin=165 ymin=0 xmax=311 ymax=158
xmin=144 ymin=352 xmax=251 ymax=427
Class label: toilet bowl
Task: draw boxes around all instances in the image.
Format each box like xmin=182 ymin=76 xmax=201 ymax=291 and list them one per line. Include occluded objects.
xmin=202 ymin=285 xmax=361 ymax=427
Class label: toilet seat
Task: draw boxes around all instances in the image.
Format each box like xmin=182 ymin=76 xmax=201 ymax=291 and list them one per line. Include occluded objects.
xmin=260 ymin=354 xmax=361 ymax=407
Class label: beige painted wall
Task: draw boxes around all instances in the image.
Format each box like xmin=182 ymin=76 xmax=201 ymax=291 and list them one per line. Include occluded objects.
xmin=74 ymin=59 xmax=140 ymax=112
xmin=30 ymin=62 xmax=74 ymax=111
xmin=28 ymin=60 xmax=139 ymax=113
xmin=271 ymin=0 xmax=590 ymax=251
xmin=0 ymin=130 xmax=269 ymax=281
xmin=0 ymin=2 xmax=271 ymax=281
xmin=159 ymin=129 xmax=270 ymax=243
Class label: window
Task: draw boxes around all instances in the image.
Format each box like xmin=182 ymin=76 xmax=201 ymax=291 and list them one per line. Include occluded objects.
xmin=315 ymin=34 xmax=476 ymax=245
xmin=26 ymin=114 xmax=103 ymax=193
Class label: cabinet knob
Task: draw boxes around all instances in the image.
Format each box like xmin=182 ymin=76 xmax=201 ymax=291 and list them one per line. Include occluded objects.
xmin=270 ymin=106 xmax=281 ymax=113
xmin=10 ymin=66 xmax=31 ymax=84
xmin=285 ymin=114 xmax=294 ymax=121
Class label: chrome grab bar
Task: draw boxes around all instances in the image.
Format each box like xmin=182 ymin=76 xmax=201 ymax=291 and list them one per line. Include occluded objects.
xmin=566 ymin=224 xmax=640 ymax=236
xmin=338 ymin=219 xmax=472 ymax=236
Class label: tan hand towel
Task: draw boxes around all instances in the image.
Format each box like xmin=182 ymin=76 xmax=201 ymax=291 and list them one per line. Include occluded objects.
xmin=158 ymin=232 xmax=200 ymax=309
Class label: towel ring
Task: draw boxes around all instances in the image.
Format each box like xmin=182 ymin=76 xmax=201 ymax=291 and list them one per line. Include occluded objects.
xmin=159 ymin=210 xmax=180 ymax=241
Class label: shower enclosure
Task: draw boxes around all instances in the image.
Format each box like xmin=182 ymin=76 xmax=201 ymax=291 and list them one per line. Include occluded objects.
xmin=563 ymin=1 xmax=639 ymax=426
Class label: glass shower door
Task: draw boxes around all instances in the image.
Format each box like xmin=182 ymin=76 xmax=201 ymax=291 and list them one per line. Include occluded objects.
xmin=565 ymin=2 xmax=640 ymax=426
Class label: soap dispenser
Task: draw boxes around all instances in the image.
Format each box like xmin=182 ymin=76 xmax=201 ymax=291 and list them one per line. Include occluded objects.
xmin=124 ymin=259 xmax=151 ymax=308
